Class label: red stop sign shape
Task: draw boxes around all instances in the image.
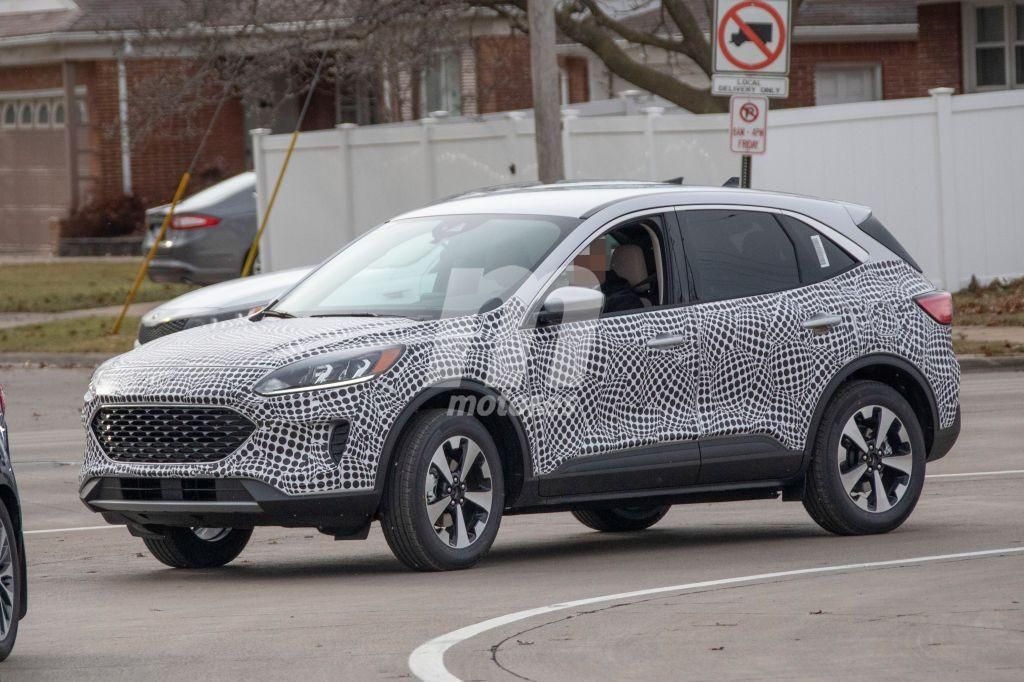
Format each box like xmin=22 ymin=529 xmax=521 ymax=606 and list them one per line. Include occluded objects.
xmin=718 ymin=0 xmax=787 ymax=72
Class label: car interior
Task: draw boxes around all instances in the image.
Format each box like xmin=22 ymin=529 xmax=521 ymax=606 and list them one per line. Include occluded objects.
xmin=562 ymin=218 xmax=666 ymax=315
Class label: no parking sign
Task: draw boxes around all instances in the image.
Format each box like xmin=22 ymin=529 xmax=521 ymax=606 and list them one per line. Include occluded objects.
xmin=713 ymin=0 xmax=791 ymax=76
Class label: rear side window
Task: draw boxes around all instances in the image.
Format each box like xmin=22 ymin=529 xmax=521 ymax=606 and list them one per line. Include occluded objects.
xmin=777 ymin=215 xmax=857 ymax=285
xmin=680 ymin=210 xmax=799 ymax=302
xmin=857 ymin=214 xmax=922 ymax=272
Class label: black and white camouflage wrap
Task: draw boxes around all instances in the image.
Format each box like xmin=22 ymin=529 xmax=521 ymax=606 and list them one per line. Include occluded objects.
xmin=81 ymin=260 xmax=959 ymax=496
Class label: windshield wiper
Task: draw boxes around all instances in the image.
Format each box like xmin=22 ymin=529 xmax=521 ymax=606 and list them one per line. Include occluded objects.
xmin=311 ymin=312 xmax=388 ymax=318
xmin=254 ymin=308 xmax=294 ymax=320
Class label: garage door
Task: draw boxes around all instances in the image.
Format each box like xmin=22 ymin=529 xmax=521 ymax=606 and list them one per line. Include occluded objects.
xmin=0 ymin=94 xmax=71 ymax=251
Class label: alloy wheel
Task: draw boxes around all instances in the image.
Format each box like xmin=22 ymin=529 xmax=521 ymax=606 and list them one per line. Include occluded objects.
xmin=837 ymin=405 xmax=914 ymax=513
xmin=0 ymin=522 xmax=13 ymax=639
xmin=424 ymin=436 xmax=494 ymax=549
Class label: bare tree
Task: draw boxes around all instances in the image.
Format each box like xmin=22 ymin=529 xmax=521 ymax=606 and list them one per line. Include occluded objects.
xmin=114 ymin=0 xmax=469 ymax=148
xmin=477 ymin=0 xmax=806 ymax=113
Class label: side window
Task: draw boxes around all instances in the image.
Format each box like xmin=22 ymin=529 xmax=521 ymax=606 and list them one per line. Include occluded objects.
xmin=680 ymin=210 xmax=799 ymax=302
xmin=548 ymin=216 xmax=672 ymax=318
xmin=777 ymin=214 xmax=857 ymax=284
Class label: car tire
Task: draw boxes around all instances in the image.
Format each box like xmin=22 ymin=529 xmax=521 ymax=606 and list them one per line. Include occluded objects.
xmin=572 ymin=505 xmax=671 ymax=532
xmin=142 ymin=527 xmax=253 ymax=569
xmin=803 ymin=380 xmax=926 ymax=536
xmin=380 ymin=409 xmax=504 ymax=571
xmin=0 ymin=503 xmax=21 ymax=661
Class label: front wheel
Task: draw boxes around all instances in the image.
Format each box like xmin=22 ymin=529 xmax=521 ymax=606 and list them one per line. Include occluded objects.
xmin=0 ymin=503 xmax=22 ymax=661
xmin=803 ymin=380 xmax=926 ymax=535
xmin=572 ymin=505 xmax=671 ymax=532
xmin=380 ymin=410 xmax=504 ymax=571
xmin=142 ymin=527 xmax=252 ymax=568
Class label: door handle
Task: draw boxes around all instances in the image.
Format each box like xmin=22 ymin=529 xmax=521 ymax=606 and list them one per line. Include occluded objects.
xmin=801 ymin=313 xmax=843 ymax=331
xmin=646 ymin=333 xmax=688 ymax=349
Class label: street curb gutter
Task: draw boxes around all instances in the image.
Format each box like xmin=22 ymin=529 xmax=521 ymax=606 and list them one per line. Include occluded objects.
xmin=956 ymin=354 xmax=1024 ymax=372
xmin=1 ymin=353 xmax=1023 ymax=372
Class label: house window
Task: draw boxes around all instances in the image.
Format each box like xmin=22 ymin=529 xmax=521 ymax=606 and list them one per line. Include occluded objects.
xmin=421 ymin=51 xmax=462 ymax=116
xmin=814 ymin=64 xmax=882 ymax=105
xmin=18 ymin=102 xmax=32 ymax=127
xmin=36 ymin=102 xmax=50 ymax=126
xmin=963 ymin=1 xmax=1024 ymax=90
xmin=53 ymin=101 xmax=65 ymax=126
xmin=1 ymin=103 xmax=15 ymax=127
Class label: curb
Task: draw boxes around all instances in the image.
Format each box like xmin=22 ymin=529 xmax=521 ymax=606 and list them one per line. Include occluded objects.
xmin=0 ymin=352 xmax=117 ymax=368
xmin=956 ymin=354 xmax=1024 ymax=372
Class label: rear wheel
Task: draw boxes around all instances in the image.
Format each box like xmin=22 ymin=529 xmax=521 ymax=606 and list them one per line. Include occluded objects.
xmin=803 ymin=380 xmax=926 ymax=535
xmin=142 ymin=527 xmax=252 ymax=568
xmin=0 ymin=503 xmax=21 ymax=661
xmin=572 ymin=505 xmax=671 ymax=532
xmin=380 ymin=410 xmax=504 ymax=571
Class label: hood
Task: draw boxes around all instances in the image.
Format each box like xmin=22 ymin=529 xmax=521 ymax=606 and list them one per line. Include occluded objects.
xmin=142 ymin=267 xmax=313 ymax=326
xmin=111 ymin=315 xmax=422 ymax=371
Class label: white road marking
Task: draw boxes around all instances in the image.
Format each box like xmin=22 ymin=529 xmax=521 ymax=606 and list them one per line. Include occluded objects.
xmin=927 ymin=469 xmax=1024 ymax=479
xmin=408 ymin=546 xmax=1024 ymax=682
xmin=25 ymin=524 xmax=122 ymax=535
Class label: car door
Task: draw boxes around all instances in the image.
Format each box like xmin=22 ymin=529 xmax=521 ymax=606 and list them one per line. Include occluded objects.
xmin=521 ymin=212 xmax=703 ymax=495
xmin=675 ymin=207 xmax=860 ymax=484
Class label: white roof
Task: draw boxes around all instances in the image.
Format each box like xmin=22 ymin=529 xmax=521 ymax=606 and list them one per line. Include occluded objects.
xmin=397 ymin=183 xmax=692 ymax=219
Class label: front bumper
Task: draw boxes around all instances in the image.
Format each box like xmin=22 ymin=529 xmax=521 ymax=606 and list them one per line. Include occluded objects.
xmin=80 ymin=476 xmax=378 ymax=534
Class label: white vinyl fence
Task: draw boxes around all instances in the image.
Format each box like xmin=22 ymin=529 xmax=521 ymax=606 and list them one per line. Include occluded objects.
xmin=253 ymin=88 xmax=1024 ymax=290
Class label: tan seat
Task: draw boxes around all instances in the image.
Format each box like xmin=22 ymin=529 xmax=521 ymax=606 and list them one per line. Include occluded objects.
xmin=610 ymin=244 xmax=652 ymax=307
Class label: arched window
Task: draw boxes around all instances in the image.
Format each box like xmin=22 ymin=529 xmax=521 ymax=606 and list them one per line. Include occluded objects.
xmin=19 ymin=103 xmax=32 ymax=127
xmin=36 ymin=102 xmax=50 ymax=126
xmin=2 ymin=103 xmax=15 ymax=127
xmin=53 ymin=101 xmax=66 ymax=126
xmin=77 ymin=99 xmax=89 ymax=125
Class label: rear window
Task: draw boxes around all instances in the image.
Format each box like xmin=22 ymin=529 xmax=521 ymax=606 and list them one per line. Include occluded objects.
xmin=857 ymin=214 xmax=922 ymax=272
xmin=777 ymin=215 xmax=857 ymax=284
xmin=680 ymin=210 xmax=800 ymax=302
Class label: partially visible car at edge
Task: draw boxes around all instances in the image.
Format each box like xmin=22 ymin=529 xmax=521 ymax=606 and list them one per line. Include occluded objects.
xmin=138 ymin=266 xmax=312 ymax=345
xmin=143 ymin=172 xmax=258 ymax=285
xmin=0 ymin=383 xmax=27 ymax=660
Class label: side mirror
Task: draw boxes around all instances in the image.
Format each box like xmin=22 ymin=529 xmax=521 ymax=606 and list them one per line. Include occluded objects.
xmin=538 ymin=286 xmax=604 ymax=326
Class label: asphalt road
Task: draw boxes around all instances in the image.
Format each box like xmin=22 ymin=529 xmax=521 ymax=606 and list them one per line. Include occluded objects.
xmin=0 ymin=365 xmax=1021 ymax=680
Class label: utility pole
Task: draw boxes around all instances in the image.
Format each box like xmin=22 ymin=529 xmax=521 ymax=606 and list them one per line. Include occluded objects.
xmin=528 ymin=0 xmax=564 ymax=183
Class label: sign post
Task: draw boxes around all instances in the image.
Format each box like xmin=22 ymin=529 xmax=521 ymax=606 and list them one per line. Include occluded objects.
xmin=712 ymin=0 xmax=790 ymax=188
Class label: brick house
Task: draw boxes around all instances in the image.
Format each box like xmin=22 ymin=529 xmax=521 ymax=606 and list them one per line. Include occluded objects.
xmin=1 ymin=0 xmax=1021 ymax=250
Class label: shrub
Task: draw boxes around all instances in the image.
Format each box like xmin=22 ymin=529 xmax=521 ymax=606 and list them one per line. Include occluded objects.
xmin=60 ymin=194 xmax=146 ymax=239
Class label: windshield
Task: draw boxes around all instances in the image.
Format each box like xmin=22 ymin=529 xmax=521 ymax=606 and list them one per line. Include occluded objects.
xmin=273 ymin=214 xmax=580 ymax=320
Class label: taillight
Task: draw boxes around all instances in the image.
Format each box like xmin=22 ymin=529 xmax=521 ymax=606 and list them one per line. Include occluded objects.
xmin=914 ymin=291 xmax=953 ymax=325
xmin=171 ymin=214 xmax=221 ymax=229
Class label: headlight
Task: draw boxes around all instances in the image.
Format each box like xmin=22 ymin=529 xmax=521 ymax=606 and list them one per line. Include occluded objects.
xmin=254 ymin=346 xmax=404 ymax=396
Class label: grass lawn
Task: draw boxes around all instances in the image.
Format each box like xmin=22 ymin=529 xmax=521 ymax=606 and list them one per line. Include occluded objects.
xmin=0 ymin=316 xmax=138 ymax=354
xmin=953 ymin=276 xmax=1024 ymax=327
xmin=0 ymin=261 xmax=194 ymax=313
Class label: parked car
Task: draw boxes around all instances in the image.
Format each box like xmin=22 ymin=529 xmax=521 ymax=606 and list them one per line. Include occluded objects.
xmin=80 ymin=183 xmax=960 ymax=572
xmin=0 ymin=383 xmax=27 ymax=659
xmin=143 ymin=172 xmax=258 ymax=285
xmin=137 ymin=267 xmax=312 ymax=345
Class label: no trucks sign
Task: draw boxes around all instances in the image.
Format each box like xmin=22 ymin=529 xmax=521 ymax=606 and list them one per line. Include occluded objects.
xmin=713 ymin=0 xmax=791 ymax=76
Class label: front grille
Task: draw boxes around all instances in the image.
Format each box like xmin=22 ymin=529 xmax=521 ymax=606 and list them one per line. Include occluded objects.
xmin=95 ymin=477 xmax=252 ymax=502
xmin=137 ymin=318 xmax=189 ymax=345
xmin=92 ymin=405 xmax=256 ymax=464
